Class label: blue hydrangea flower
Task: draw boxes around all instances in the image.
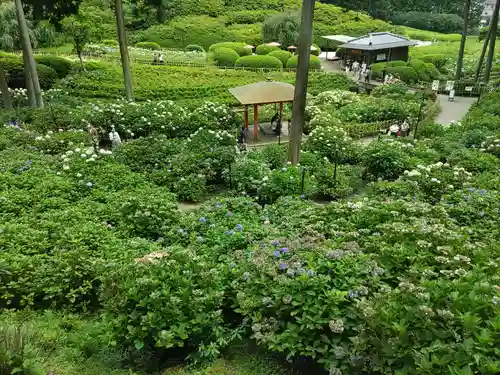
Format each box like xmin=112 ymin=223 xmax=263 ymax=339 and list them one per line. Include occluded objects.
xmin=227 ymin=211 xmax=233 ymax=217
xmin=307 ymin=270 xmax=315 ymax=277
xmin=274 ymin=250 xmax=281 ymax=258
xmin=271 ymin=240 xmax=280 ymax=246
xmin=236 ymin=224 xmax=243 ymax=232
xmin=279 ymin=263 xmax=287 ymax=270
xmin=280 ymin=247 xmax=289 ymax=253
xmin=224 ymin=230 xmax=235 ymax=235
xmin=300 ymin=194 xmax=306 ymax=199
xmin=199 ymin=217 xmax=206 ymax=223
xmin=215 ymin=202 xmax=222 ymax=208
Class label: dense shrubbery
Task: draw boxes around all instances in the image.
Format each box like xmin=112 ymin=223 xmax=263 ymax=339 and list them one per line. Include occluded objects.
xmin=186 ymin=44 xmax=205 ymax=52
xmin=0 ymin=56 xmax=58 ymax=90
xmin=255 ymin=43 xmax=280 ymax=55
xmin=209 ymin=42 xmax=252 ymax=57
xmin=286 ymin=55 xmax=322 ymax=70
xmin=135 ymin=41 xmax=161 ymax=50
xmin=267 ymin=50 xmax=292 ymax=66
xmin=211 ymin=47 xmax=240 ymax=67
xmin=34 ymin=55 xmax=73 ymax=78
xmin=389 ymin=12 xmax=463 ymax=34
xmin=235 ymin=55 xmax=283 ymax=69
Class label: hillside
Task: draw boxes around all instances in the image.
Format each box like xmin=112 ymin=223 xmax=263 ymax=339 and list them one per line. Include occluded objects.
xmin=128 ymin=1 xmax=461 ymax=50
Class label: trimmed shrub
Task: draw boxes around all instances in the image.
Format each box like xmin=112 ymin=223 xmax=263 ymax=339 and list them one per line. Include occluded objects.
xmin=235 ymin=55 xmax=283 ymax=69
xmin=208 ymin=42 xmax=251 ymax=56
xmin=387 ymin=66 xmax=419 ymax=83
xmin=419 ymin=54 xmax=447 ymax=69
xmin=311 ymin=43 xmax=321 ymax=56
xmin=34 ymin=55 xmax=73 ymax=78
xmin=101 ymin=39 xmax=118 ymax=46
xmin=390 ymin=12 xmax=463 ymax=34
xmin=0 ymin=57 xmax=58 ymax=90
xmin=255 ymin=43 xmax=280 ymax=55
xmin=186 ymin=44 xmax=205 ymax=52
xmin=268 ymin=50 xmax=292 ymax=66
xmin=425 ymin=62 xmax=441 ymax=79
xmin=409 ymin=58 xmax=430 ymax=81
xmin=286 ymin=55 xmax=322 ymax=70
xmin=211 ymin=47 xmax=240 ymax=67
xmin=135 ymin=41 xmax=161 ymax=50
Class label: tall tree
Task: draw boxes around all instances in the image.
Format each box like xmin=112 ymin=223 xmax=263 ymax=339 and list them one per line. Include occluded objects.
xmin=22 ymin=0 xmax=83 ymax=25
xmin=288 ymin=0 xmax=315 ymax=164
xmin=456 ymin=0 xmax=471 ymax=80
xmin=22 ymin=51 xmax=36 ymax=107
xmin=0 ymin=65 xmax=13 ymax=110
xmin=62 ymin=12 xmax=99 ymax=71
xmin=475 ymin=23 xmax=491 ymax=80
xmin=483 ymin=0 xmax=500 ymax=83
xmin=115 ymin=0 xmax=134 ymax=101
xmin=15 ymin=0 xmax=43 ymax=108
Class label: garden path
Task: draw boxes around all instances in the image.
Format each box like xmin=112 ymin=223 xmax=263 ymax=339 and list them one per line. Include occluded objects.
xmin=435 ymin=95 xmax=477 ymax=125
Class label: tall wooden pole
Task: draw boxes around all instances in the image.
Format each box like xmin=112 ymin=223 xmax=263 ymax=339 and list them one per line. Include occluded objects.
xmin=475 ymin=25 xmax=492 ymax=81
xmin=484 ymin=0 xmax=500 ymax=83
xmin=22 ymin=52 xmax=36 ymax=108
xmin=15 ymin=0 xmax=43 ymax=108
xmin=115 ymin=0 xmax=134 ymax=101
xmin=288 ymin=0 xmax=315 ymax=164
xmin=455 ymin=0 xmax=471 ymax=81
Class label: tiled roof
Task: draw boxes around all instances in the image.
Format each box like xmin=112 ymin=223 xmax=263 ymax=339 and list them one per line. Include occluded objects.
xmin=339 ymin=32 xmax=418 ymax=51
xmin=229 ymin=81 xmax=295 ymax=105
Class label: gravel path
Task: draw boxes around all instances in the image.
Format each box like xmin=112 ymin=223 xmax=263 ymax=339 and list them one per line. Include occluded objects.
xmin=435 ymin=94 xmax=477 ymax=125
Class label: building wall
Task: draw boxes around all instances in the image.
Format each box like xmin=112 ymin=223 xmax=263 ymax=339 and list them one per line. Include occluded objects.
xmin=390 ymin=47 xmax=409 ymax=62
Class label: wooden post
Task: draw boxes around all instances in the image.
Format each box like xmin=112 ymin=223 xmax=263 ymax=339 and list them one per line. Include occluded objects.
xmin=244 ymin=105 xmax=249 ymax=129
xmin=279 ymin=102 xmax=283 ymax=122
xmin=253 ymin=104 xmax=258 ymax=140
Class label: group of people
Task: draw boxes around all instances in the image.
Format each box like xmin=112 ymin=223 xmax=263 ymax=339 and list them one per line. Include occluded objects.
xmin=152 ymin=53 xmax=164 ymax=65
xmin=388 ymin=119 xmax=411 ymax=137
xmin=382 ymin=68 xmax=395 ymax=85
xmin=344 ymin=60 xmax=372 ymax=83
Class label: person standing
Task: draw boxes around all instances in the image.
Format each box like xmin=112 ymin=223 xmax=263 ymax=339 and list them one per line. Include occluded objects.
xmin=353 ymin=60 xmax=360 ymax=74
xmin=153 ymin=53 xmax=157 ymax=65
xmin=382 ymin=67 xmax=387 ymax=83
xmin=366 ymin=67 xmax=372 ymax=83
xmin=158 ymin=53 xmax=164 ymax=65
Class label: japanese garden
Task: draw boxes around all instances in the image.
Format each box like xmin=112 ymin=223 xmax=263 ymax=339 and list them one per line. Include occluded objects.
xmin=1 ymin=0 xmax=500 ymax=374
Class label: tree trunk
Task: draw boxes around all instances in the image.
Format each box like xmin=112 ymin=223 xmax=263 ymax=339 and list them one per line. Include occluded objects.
xmin=15 ymin=0 xmax=44 ymax=108
xmin=475 ymin=25 xmax=491 ymax=81
xmin=22 ymin=51 xmax=36 ymax=107
xmin=115 ymin=0 xmax=134 ymax=101
xmin=484 ymin=0 xmax=500 ymax=83
xmin=77 ymin=51 xmax=85 ymax=71
xmin=288 ymin=0 xmax=315 ymax=165
xmin=157 ymin=5 xmax=166 ymax=23
xmin=455 ymin=0 xmax=471 ymax=81
xmin=0 ymin=65 xmax=13 ymax=110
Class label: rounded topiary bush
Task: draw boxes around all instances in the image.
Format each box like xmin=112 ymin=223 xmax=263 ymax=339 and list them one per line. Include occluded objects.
xmin=425 ymin=63 xmax=441 ymax=79
xmin=235 ymin=55 xmax=283 ymax=69
xmin=34 ymin=55 xmax=73 ymax=78
xmin=419 ymin=54 xmax=447 ymax=69
xmin=211 ymin=47 xmax=240 ymax=67
xmin=286 ymin=55 xmax=322 ymax=70
xmin=310 ymin=44 xmax=321 ymax=56
xmin=268 ymin=50 xmax=292 ymax=66
xmin=387 ymin=66 xmax=419 ymax=83
xmin=208 ymin=42 xmax=251 ymax=57
xmin=0 ymin=57 xmax=58 ymax=90
xmin=186 ymin=44 xmax=205 ymax=52
xmin=255 ymin=43 xmax=280 ymax=55
xmin=409 ymin=59 xmax=432 ymax=82
xmin=135 ymin=41 xmax=161 ymax=50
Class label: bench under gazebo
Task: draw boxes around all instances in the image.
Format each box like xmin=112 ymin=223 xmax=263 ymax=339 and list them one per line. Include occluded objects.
xmin=229 ymin=81 xmax=295 ymax=141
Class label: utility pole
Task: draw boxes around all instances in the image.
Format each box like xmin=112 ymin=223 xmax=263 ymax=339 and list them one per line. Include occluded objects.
xmin=15 ymin=0 xmax=43 ymax=108
xmin=484 ymin=0 xmax=500 ymax=83
xmin=475 ymin=24 xmax=492 ymax=81
xmin=115 ymin=0 xmax=134 ymax=101
xmin=288 ymin=0 xmax=315 ymax=164
xmin=455 ymin=0 xmax=471 ymax=81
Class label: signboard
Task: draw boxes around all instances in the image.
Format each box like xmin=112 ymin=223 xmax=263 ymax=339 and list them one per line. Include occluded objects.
xmin=445 ymin=81 xmax=455 ymax=91
xmin=376 ymin=53 xmax=386 ymax=61
xmin=465 ymin=86 xmax=473 ymax=92
xmin=431 ymin=80 xmax=440 ymax=91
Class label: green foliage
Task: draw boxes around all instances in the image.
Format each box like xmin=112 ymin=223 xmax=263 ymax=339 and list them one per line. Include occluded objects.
xmin=135 ymin=41 xmax=161 ymax=50
xmin=362 ymin=139 xmax=415 ymax=180
xmin=226 ymin=10 xmax=272 ymax=25
xmin=186 ymin=44 xmax=205 ymax=52
xmin=208 ymin=42 xmax=252 ymax=56
xmin=389 ymin=12 xmax=463 ymax=34
xmin=419 ymin=54 xmax=448 ymax=69
xmin=371 ymin=83 xmax=409 ymax=98
xmin=211 ymin=47 xmax=240 ymax=67
xmin=286 ymin=55 xmax=322 ymax=70
xmin=34 ymin=55 xmax=73 ymax=78
xmin=0 ymin=56 xmax=58 ymax=90
xmin=235 ymin=55 xmax=283 ymax=69
xmin=310 ymin=44 xmax=321 ymax=56
xmin=387 ymin=65 xmax=419 ymax=83
xmin=267 ymin=49 xmax=292 ymax=66
xmin=255 ymin=43 xmax=280 ymax=55
xmin=261 ymin=12 xmax=299 ymax=48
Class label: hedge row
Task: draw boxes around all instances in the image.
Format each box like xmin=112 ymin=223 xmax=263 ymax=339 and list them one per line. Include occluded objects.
xmin=209 ymin=42 xmax=252 ymax=56
xmin=0 ymin=56 xmax=59 ymax=90
xmin=235 ymin=55 xmax=283 ymax=69
xmin=371 ymin=59 xmax=441 ymax=83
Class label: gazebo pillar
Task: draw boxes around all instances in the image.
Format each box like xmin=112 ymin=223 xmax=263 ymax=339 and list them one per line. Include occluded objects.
xmin=244 ymin=105 xmax=249 ymax=129
xmin=279 ymin=102 xmax=283 ymax=122
xmin=253 ymin=104 xmax=259 ymax=140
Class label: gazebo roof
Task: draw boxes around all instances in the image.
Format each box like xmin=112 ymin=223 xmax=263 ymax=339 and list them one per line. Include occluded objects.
xmin=321 ymin=35 xmax=355 ymax=43
xmin=338 ymin=32 xmax=418 ymax=51
xmin=229 ymin=81 xmax=295 ymax=105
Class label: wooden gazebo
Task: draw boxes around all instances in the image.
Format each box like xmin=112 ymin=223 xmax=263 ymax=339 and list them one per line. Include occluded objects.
xmin=229 ymin=81 xmax=295 ymax=140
